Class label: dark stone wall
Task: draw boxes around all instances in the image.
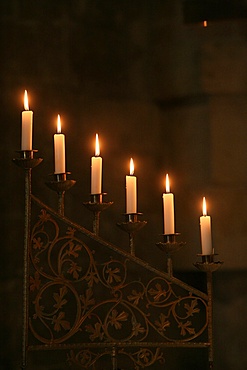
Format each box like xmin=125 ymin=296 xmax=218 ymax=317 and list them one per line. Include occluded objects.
xmin=1 ymin=1 xmax=247 ymax=369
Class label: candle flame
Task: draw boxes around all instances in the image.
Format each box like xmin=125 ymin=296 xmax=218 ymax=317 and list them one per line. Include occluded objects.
xmin=130 ymin=158 xmax=134 ymax=175
xmin=57 ymin=114 xmax=61 ymax=133
xmin=203 ymin=20 xmax=208 ymax=27
xmin=166 ymin=174 xmax=170 ymax=193
xmin=202 ymin=197 xmax=207 ymax=216
xmin=95 ymin=133 xmax=100 ymax=156
xmin=24 ymin=90 xmax=29 ymax=110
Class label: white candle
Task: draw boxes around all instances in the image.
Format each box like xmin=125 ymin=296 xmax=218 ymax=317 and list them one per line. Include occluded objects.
xmin=91 ymin=133 xmax=102 ymax=194
xmin=200 ymin=197 xmax=212 ymax=255
xmin=126 ymin=158 xmax=137 ymax=214
xmin=163 ymin=174 xmax=175 ymax=234
xmin=21 ymin=90 xmax=33 ymax=150
xmin=54 ymin=114 xmax=66 ymax=174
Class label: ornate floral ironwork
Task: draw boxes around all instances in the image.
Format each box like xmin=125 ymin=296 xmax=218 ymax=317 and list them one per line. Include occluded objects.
xmin=27 ymin=196 xmax=209 ymax=368
xmin=67 ymin=347 xmax=165 ymax=369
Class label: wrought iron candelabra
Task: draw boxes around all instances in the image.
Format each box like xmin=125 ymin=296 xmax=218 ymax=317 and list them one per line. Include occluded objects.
xmin=13 ymin=149 xmax=223 ymax=370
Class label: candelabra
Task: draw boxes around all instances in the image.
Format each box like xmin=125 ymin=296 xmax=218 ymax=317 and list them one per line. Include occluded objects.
xmin=13 ymin=149 xmax=223 ymax=370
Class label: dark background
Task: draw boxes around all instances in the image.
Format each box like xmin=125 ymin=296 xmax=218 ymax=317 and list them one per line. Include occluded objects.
xmin=1 ymin=0 xmax=247 ymax=369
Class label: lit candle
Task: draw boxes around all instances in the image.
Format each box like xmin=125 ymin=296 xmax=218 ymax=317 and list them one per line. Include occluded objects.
xmin=91 ymin=133 xmax=102 ymax=194
xmin=54 ymin=114 xmax=66 ymax=174
xmin=21 ymin=90 xmax=33 ymax=150
xmin=126 ymin=158 xmax=137 ymax=214
xmin=200 ymin=197 xmax=212 ymax=255
xmin=162 ymin=174 xmax=175 ymax=234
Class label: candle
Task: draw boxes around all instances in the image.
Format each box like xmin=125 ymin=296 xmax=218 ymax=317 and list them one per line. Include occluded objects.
xmin=200 ymin=197 xmax=212 ymax=255
xmin=126 ymin=158 xmax=137 ymax=214
xmin=54 ymin=114 xmax=66 ymax=174
xmin=163 ymin=174 xmax=175 ymax=234
xmin=91 ymin=133 xmax=102 ymax=194
xmin=21 ymin=90 xmax=33 ymax=150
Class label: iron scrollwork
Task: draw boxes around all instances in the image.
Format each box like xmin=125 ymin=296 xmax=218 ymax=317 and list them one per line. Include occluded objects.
xmin=67 ymin=347 xmax=165 ymax=369
xmin=28 ymin=198 xmax=209 ymax=368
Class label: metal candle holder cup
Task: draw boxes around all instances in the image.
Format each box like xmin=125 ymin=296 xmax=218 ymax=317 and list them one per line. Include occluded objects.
xmin=194 ymin=253 xmax=223 ymax=273
xmin=83 ymin=193 xmax=113 ymax=236
xmin=13 ymin=150 xmax=43 ymax=169
xmin=46 ymin=172 xmax=76 ymax=216
xmin=117 ymin=213 xmax=147 ymax=256
xmin=156 ymin=233 xmax=186 ymax=276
